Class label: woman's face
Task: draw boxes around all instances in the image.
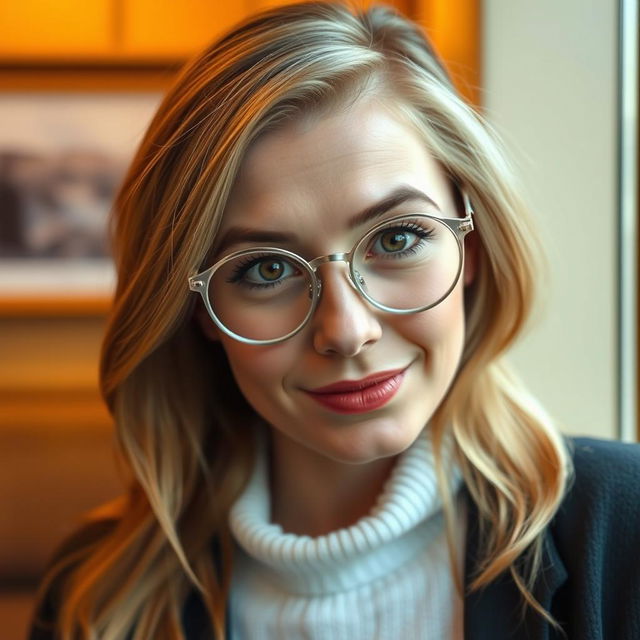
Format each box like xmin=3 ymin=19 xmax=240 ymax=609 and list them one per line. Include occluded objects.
xmin=198 ymin=98 xmax=474 ymax=466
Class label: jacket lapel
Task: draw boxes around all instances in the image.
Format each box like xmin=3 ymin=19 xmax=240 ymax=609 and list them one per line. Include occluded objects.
xmin=463 ymin=492 xmax=568 ymax=640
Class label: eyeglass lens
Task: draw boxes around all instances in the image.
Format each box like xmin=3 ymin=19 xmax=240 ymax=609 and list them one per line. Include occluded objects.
xmin=207 ymin=215 xmax=461 ymax=342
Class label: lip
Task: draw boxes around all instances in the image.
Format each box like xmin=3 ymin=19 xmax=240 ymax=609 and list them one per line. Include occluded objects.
xmin=304 ymin=368 xmax=407 ymax=414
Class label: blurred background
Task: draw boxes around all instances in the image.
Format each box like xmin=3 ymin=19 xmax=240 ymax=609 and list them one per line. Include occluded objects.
xmin=0 ymin=1 xmax=637 ymax=638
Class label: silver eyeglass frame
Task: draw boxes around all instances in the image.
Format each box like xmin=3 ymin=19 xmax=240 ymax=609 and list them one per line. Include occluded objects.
xmin=189 ymin=192 xmax=475 ymax=345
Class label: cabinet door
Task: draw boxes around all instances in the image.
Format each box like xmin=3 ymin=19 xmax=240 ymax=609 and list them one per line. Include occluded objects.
xmin=0 ymin=0 xmax=112 ymax=58
xmin=121 ymin=0 xmax=248 ymax=59
xmin=122 ymin=0 xmax=413 ymax=59
xmin=252 ymin=0 xmax=412 ymax=14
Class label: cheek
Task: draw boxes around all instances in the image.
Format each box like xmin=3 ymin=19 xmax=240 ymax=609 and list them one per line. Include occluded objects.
xmin=398 ymin=285 xmax=466 ymax=354
xmin=219 ymin=338 xmax=298 ymax=400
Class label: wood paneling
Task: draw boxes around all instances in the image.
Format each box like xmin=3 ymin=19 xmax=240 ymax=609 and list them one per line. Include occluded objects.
xmin=0 ymin=315 xmax=106 ymax=391
xmin=0 ymin=396 xmax=120 ymax=579
xmin=0 ymin=316 xmax=120 ymax=580
xmin=0 ymin=64 xmax=180 ymax=91
xmin=0 ymin=1 xmax=481 ymax=105
xmin=0 ymin=0 xmax=113 ymax=58
xmin=121 ymin=0 xmax=248 ymax=58
xmin=417 ymin=0 xmax=481 ymax=105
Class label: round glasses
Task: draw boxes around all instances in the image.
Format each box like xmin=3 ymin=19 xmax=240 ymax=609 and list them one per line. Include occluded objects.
xmin=189 ymin=194 xmax=474 ymax=345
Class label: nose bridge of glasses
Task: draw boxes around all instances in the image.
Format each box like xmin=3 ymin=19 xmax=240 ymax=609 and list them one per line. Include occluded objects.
xmin=308 ymin=252 xmax=362 ymax=294
xmin=308 ymin=252 xmax=350 ymax=270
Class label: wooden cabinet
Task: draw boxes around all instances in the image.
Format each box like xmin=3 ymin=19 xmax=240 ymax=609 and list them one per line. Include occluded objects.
xmin=0 ymin=0 xmax=478 ymax=102
xmin=0 ymin=0 xmax=113 ymax=58
xmin=0 ymin=0 xmax=244 ymax=61
xmin=120 ymin=0 xmax=248 ymax=59
xmin=0 ymin=0 xmax=425 ymax=62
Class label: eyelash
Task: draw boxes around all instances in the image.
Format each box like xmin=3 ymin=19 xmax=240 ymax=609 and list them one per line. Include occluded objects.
xmin=368 ymin=221 xmax=435 ymax=257
xmin=226 ymin=254 xmax=287 ymax=289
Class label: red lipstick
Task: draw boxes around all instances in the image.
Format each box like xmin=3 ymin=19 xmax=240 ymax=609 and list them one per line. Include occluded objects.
xmin=304 ymin=368 xmax=406 ymax=414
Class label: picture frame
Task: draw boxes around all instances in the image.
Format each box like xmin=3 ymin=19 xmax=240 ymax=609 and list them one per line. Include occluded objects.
xmin=0 ymin=90 xmax=161 ymax=315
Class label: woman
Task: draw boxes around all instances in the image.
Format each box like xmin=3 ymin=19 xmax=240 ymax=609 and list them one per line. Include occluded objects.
xmin=30 ymin=3 xmax=640 ymax=639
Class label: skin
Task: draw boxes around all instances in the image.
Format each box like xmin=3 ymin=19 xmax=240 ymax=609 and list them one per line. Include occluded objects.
xmin=197 ymin=97 xmax=475 ymax=536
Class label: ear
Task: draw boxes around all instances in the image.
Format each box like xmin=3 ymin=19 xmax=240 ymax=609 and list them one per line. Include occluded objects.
xmin=194 ymin=301 xmax=221 ymax=342
xmin=463 ymin=230 xmax=479 ymax=286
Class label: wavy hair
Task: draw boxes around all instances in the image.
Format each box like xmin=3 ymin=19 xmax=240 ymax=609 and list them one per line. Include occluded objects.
xmin=36 ymin=3 xmax=571 ymax=638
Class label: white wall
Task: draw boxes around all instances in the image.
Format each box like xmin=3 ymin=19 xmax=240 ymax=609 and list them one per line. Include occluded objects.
xmin=482 ymin=1 xmax=618 ymax=438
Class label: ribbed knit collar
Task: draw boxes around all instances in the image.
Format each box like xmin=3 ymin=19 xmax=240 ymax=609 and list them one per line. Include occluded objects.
xmin=229 ymin=432 xmax=462 ymax=595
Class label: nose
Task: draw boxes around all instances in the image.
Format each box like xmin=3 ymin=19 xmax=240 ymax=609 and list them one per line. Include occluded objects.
xmin=311 ymin=263 xmax=382 ymax=357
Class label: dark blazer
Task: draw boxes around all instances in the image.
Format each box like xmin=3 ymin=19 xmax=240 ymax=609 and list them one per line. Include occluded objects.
xmin=30 ymin=437 xmax=640 ymax=639
xmin=463 ymin=437 xmax=640 ymax=639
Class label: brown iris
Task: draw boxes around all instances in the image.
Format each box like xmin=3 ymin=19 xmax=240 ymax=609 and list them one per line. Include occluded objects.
xmin=380 ymin=231 xmax=408 ymax=252
xmin=259 ymin=260 xmax=285 ymax=281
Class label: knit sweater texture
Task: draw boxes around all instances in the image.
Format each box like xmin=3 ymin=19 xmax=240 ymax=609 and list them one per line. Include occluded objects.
xmin=228 ymin=432 xmax=465 ymax=639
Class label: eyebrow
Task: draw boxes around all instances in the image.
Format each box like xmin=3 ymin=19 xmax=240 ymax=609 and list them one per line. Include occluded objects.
xmin=215 ymin=186 xmax=440 ymax=254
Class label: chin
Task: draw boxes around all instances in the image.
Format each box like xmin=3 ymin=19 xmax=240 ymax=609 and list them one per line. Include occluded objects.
xmin=316 ymin=419 xmax=426 ymax=466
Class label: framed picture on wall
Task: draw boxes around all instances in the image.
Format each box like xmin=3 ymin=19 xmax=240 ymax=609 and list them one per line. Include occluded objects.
xmin=0 ymin=92 xmax=160 ymax=314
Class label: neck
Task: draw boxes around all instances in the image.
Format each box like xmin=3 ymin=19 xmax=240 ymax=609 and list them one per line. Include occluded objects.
xmin=268 ymin=431 xmax=398 ymax=537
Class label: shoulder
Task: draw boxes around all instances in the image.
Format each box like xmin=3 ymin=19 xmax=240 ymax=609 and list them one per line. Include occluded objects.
xmin=564 ymin=436 xmax=640 ymax=503
xmin=28 ymin=517 xmax=119 ymax=640
xmin=552 ymin=436 xmax=640 ymax=548
xmin=570 ymin=435 xmax=640 ymax=468
xmin=546 ymin=438 xmax=640 ymax=636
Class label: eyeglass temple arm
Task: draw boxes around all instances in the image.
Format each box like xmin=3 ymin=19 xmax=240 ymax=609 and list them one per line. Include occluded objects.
xmin=453 ymin=190 xmax=474 ymax=236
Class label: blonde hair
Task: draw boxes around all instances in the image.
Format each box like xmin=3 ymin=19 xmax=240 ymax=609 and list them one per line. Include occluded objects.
xmin=37 ymin=3 xmax=571 ymax=638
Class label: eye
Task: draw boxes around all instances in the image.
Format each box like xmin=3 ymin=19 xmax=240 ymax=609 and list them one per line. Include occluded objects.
xmin=253 ymin=259 xmax=288 ymax=282
xmin=228 ymin=254 xmax=300 ymax=288
xmin=378 ymin=230 xmax=415 ymax=253
xmin=367 ymin=221 xmax=435 ymax=259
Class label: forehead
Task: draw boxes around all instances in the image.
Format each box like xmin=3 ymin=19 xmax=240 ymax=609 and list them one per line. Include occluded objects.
xmin=221 ymin=98 xmax=452 ymax=239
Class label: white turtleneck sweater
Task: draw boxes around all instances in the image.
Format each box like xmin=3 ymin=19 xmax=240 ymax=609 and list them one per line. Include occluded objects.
xmin=229 ymin=432 xmax=466 ymax=639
